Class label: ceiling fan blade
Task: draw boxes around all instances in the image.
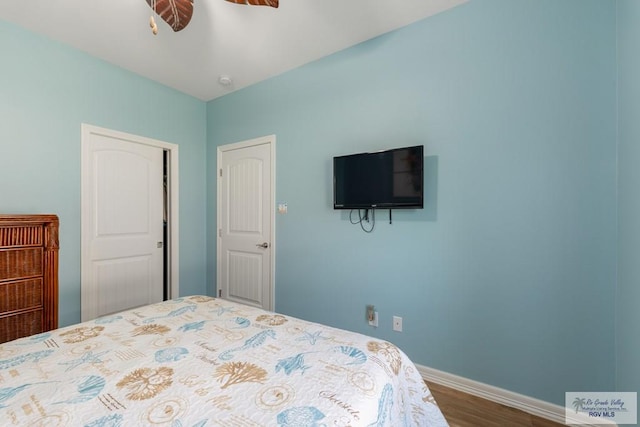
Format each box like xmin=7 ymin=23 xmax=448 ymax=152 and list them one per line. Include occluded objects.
xmin=145 ymin=0 xmax=194 ymax=32
xmin=225 ymin=0 xmax=279 ymax=8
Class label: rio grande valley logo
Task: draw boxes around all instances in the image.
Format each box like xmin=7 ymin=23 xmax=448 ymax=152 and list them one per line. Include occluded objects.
xmin=566 ymin=392 xmax=637 ymax=425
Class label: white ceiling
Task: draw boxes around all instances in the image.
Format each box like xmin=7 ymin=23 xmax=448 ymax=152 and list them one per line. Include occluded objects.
xmin=1 ymin=0 xmax=467 ymax=101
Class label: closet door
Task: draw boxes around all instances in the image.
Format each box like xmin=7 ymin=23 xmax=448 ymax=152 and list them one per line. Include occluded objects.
xmin=82 ymin=128 xmax=164 ymax=321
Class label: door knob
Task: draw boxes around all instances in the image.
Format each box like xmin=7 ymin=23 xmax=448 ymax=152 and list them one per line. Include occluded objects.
xmin=256 ymin=242 xmax=269 ymax=249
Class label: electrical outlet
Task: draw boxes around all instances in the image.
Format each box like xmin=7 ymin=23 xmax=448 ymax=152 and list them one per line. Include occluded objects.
xmin=393 ymin=316 xmax=402 ymax=332
xmin=369 ymin=311 xmax=378 ymax=327
xmin=367 ymin=305 xmax=378 ymax=327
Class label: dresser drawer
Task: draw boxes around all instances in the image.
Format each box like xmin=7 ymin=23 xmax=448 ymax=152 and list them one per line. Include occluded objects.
xmin=0 ymin=278 xmax=43 ymax=313
xmin=0 ymin=247 xmax=43 ymax=281
xmin=0 ymin=225 xmax=43 ymax=248
xmin=0 ymin=310 xmax=44 ymax=343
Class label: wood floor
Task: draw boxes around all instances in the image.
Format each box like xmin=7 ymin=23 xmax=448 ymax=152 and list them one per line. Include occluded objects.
xmin=426 ymin=381 xmax=566 ymax=427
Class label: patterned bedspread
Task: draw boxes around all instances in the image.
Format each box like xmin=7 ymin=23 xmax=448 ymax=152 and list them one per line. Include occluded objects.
xmin=0 ymin=296 xmax=448 ymax=426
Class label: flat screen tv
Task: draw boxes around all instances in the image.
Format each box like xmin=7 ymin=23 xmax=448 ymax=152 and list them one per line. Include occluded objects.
xmin=333 ymin=145 xmax=423 ymax=209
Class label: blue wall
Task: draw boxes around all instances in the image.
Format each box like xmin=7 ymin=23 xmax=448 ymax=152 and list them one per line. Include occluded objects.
xmin=207 ymin=0 xmax=617 ymax=405
xmin=1 ymin=0 xmax=628 ymax=411
xmin=0 ymin=20 xmax=208 ymax=327
xmin=617 ymin=0 xmax=640 ymax=398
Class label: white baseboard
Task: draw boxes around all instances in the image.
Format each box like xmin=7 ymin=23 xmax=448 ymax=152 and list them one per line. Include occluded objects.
xmin=417 ymin=364 xmax=618 ymax=427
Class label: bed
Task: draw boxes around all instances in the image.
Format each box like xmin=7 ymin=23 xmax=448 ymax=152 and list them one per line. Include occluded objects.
xmin=0 ymin=296 xmax=448 ymax=426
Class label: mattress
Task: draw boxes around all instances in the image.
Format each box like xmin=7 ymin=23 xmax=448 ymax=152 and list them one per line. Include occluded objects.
xmin=0 ymin=296 xmax=448 ymax=426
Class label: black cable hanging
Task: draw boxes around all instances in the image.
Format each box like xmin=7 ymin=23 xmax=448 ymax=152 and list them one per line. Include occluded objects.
xmin=349 ymin=209 xmax=376 ymax=233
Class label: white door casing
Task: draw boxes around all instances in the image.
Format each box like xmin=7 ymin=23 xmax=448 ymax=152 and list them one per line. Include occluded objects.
xmin=81 ymin=124 xmax=179 ymax=321
xmin=217 ymin=135 xmax=275 ymax=311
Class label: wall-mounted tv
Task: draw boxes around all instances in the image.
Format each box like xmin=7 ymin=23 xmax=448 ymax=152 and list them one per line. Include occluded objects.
xmin=333 ymin=145 xmax=424 ymax=210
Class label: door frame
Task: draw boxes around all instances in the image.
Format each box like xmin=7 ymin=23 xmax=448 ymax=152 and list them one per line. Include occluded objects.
xmin=216 ymin=135 xmax=276 ymax=311
xmin=80 ymin=124 xmax=180 ymax=320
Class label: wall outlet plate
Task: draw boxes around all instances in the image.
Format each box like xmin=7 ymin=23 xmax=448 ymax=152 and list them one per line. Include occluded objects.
xmin=393 ymin=316 xmax=402 ymax=332
xmin=368 ymin=311 xmax=378 ymax=327
xmin=367 ymin=305 xmax=377 ymax=327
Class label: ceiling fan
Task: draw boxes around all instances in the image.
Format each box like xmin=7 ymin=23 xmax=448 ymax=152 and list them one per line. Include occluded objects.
xmin=146 ymin=0 xmax=278 ymax=34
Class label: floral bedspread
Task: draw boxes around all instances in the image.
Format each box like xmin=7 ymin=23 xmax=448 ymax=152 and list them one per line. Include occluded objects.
xmin=0 ymin=296 xmax=448 ymax=426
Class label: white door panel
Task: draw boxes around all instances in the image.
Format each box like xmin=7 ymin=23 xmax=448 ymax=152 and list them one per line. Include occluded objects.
xmin=95 ymin=150 xmax=155 ymax=235
xmin=218 ymin=137 xmax=274 ymax=311
xmin=95 ymin=256 xmax=154 ymax=315
xmin=82 ymin=127 xmax=164 ymax=321
xmin=226 ymin=250 xmax=263 ymax=305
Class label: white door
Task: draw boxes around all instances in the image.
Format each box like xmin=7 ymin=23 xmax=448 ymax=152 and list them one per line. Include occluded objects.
xmin=217 ymin=135 xmax=275 ymax=311
xmin=81 ymin=125 xmax=166 ymax=321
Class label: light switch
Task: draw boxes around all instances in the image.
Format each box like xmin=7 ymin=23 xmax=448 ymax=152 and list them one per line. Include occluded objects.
xmin=278 ymin=203 xmax=288 ymax=214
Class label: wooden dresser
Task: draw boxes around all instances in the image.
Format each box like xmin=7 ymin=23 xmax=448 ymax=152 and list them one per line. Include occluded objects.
xmin=0 ymin=215 xmax=59 ymax=344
